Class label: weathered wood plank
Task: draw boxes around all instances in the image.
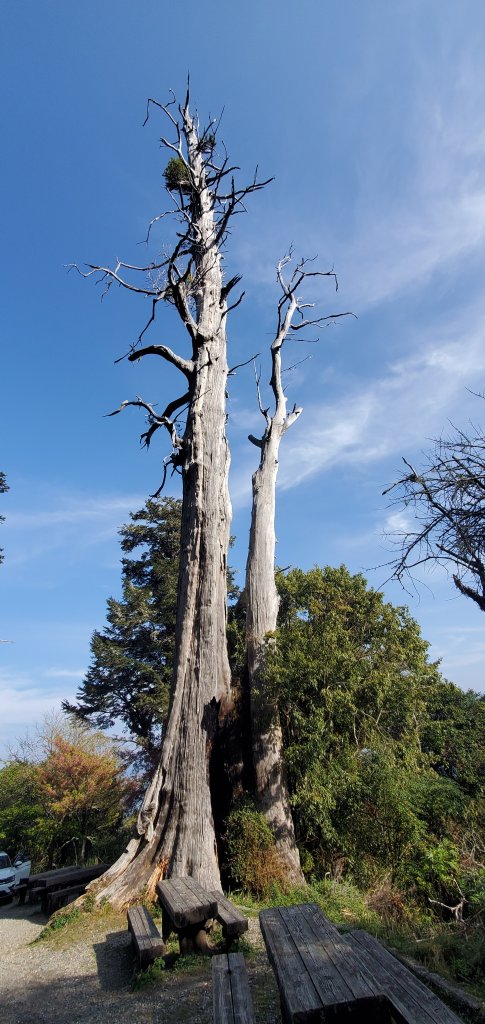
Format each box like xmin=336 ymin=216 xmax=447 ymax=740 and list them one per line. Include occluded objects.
xmin=157 ymin=877 xmax=217 ymax=928
xmin=259 ymin=907 xmax=325 ymax=1021
xmin=284 ymin=903 xmax=381 ymax=1005
xmin=260 ymin=905 xmax=389 ymax=1023
xmin=348 ymin=931 xmax=464 ymax=1024
xmin=127 ymin=906 xmax=166 ymax=969
xmin=213 ymin=955 xmax=235 ymax=1024
xmin=228 ymin=952 xmax=256 ymax=1024
xmin=212 ymin=952 xmax=255 ymax=1024
xmin=45 ymin=884 xmax=86 ymax=914
xmin=210 ymin=891 xmax=249 ymax=939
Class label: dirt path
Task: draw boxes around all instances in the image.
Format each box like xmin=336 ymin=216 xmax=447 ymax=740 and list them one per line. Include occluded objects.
xmin=0 ymin=900 xmax=280 ymax=1024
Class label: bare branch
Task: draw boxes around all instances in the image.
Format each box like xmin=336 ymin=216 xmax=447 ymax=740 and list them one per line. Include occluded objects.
xmin=128 ymin=344 xmax=194 ymax=378
xmin=228 ymin=353 xmax=260 ymax=376
xmin=383 ymin=413 xmax=485 ymax=611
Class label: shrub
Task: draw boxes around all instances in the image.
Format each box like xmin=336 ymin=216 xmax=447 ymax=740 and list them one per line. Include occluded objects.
xmin=224 ymin=801 xmax=288 ymax=898
xmin=163 ymin=157 xmax=192 ymax=194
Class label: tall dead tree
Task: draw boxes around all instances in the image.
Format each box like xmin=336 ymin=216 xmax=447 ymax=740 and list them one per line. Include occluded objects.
xmin=75 ymin=89 xmax=270 ymax=905
xmin=245 ymin=252 xmax=350 ymax=883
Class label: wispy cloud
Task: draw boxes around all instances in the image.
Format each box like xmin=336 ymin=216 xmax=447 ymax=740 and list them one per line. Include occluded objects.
xmin=0 ymin=668 xmax=80 ymax=757
xmin=9 ymin=494 xmax=145 ymax=531
xmin=235 ymin=46 xmax=485 ymax=317
xmin=41 ymin=668 xmax=85 ymax=680
xmin=4 ymin=491 xmax=145 ymax=568
xmin=276 ymin=310 xmax=485 ymax=491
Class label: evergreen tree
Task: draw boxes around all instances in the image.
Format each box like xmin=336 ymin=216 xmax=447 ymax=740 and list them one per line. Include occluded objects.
xmin=64 ymin=498 xmax=181 ymax=762
xmin=264 ymin=565 xmax=448 ymax=878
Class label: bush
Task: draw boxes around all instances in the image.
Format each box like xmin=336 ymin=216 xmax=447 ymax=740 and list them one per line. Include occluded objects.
xmin=163 ymin=157 xmax=192 ymax=194
xmin=224 ymin=801 xmax=288 ymax=898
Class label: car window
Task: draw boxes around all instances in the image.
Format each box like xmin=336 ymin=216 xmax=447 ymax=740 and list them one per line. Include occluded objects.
xmin=0 ymin=854 xmax=11 ymax=868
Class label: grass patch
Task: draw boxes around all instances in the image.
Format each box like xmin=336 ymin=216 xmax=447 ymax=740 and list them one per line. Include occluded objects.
xmin=229 ymin=879 xmax=485 ymax=1001
xmin=132 ymin=922 xmax=257 ymax=990
xmin=33 ymin=900 xmax=125 ymax=948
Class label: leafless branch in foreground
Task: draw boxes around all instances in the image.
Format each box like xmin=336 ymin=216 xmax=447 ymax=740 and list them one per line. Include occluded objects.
xmin=383 ymin=413 xmax=485 ymax=611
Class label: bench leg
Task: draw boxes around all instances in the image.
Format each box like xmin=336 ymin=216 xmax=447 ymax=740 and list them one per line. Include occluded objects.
xmin=161 ymin=906 xmax=173 ymax=942
xmin=179 ymin=924 xmax=214 ymax=955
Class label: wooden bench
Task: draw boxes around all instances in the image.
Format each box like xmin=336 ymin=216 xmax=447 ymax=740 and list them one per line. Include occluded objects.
xmin=24 ymin=863 xmax=109 ymax=908
xmin=210 ymin=891 xmax=249 ymax=946
xmin=27 ymin=885 xmax=46 ymax=905
xmin=44 ymin=884 xmax=87 ymax=914
xmin=16 ymin=881 xmax=29 ymax=905
xmin=127 ymin=906 xmax=166 ymax=969
xmin=212 ymin=952 xmax=255 ymax=1024
xmin=260 ymin=903 xmax=391 ymax=1023
xmin=347 ymin=930 xmax=463 ymax=1024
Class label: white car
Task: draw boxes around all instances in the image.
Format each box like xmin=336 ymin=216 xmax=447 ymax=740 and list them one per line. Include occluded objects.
xmin=0 ymin=851 xmax=31 ymax=897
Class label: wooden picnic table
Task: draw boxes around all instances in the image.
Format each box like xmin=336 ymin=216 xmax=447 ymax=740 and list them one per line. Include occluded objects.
xmin=24 ymin=864 xmax=109 ymax=909
xmin=260 ymin=903 xmax=388 ymax=1023
xmin=157 ymin=877 xmax=218 ymax=953
xmin=260 ymin=903 xmax=463 ymax=1024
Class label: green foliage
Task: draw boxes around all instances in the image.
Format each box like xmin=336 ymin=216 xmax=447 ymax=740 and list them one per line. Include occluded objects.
xmin=163 ymin=157 xmax=192 ymax=193
xmin=64 ymin=498 xmax=182 ymax=764
xmin=411 ymin=926 xmax=485 ymax=992
xmin=421 ymin=683 xmax=485 ymax=796
xmin=35 ymin=906 xmax=83 ymax=940
xmin=224 ymin=801 xmax=288 ymax=897
xmin=0 ymin=720 xmax=131 ymax=870
xmin=263 ymin=565 xmax=484 ymax=911
xmin=0 ymin=760 xmax=47 ymax=864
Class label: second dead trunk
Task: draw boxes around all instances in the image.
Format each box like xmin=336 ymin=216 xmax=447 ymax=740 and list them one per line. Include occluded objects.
xmin=245 ymin=422 xmax=305 ymax=883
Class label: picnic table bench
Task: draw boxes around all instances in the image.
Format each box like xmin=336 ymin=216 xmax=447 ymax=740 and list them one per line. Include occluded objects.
xmin=260 ymin=903 xmax=389 ymax=1023
xmin=127 ymin=906 xmax=166 ymax=969
xmin=347 ymin=930 xmax=463 ymax=1024
xmin=210 ymin=891 xmax=249 ymax=945
xmin=156 ymin=877 xmax=249 ymax=954
xmin=24 ymin=864 xmax=109 ymax=912
xmin=212 ymin=952 xmax=255 ymax=1024
xmin=260 ymin=903 xmax=463 ymax=1024
xmin=45 ymin=884 xmax=88 ymax=914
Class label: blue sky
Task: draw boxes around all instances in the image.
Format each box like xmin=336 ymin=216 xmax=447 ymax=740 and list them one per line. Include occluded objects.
xmin=2 ymin=1 xmax=485 ymax=757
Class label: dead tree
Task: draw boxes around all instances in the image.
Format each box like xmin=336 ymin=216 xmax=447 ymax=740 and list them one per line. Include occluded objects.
xmin=245 ymin=252 xmax=350 ymax=883
xmin=384 ymin=416 xmax=485 ymax=611
xmin=74 ymin=89 xmax=270 ymax=905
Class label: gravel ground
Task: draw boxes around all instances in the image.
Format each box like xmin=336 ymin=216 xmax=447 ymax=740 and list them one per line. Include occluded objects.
xmin=0 ymin=899 xmax=280 ymax=1024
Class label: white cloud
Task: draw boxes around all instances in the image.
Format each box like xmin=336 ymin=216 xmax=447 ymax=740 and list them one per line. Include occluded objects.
xmin=41 ymin=668 xmax=85 ymax=680
xmin=0 ymin=668 xmax=79 ymax=759
xmin=3 ymin=491 xmax=146 ymax=569
xmin=10 ymin=494 xmax=145 ymax=531
xmin=276 ymin=310 xmax=485 ymax=491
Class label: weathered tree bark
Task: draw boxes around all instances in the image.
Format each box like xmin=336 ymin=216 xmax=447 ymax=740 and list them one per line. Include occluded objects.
xmin=245 ymin=253 xmax=347 ymax=884
xmin=77 ymin=92 xmax=270 ymax=906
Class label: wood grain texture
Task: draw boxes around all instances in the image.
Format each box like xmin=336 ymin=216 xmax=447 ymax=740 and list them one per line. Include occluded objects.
xmin=348 ymin=930 xmax=464 ymax=1024
xmin=157 ymin=877 xmax=217 ymax=927
xmin=210 ymin=891 xmax=249 ymax=938
xmin=260 ymin=904 xmax=388 ymax=1023
xmin=127 ymin=906 xmax=166 ymax=968
xmin=212 ymin=952 xmax=255 ymax=1024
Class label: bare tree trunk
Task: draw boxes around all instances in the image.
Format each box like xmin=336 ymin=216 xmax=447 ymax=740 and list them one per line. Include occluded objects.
xmin=245 ymin=253 xmax=347 ymax=885
xmin=79 ymin=91 xmax=270 ymax=907
xmin=96 ymin=348 xmax=232 ymax=903
xmin=246 ymin=423 xmax=305 ymax=884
